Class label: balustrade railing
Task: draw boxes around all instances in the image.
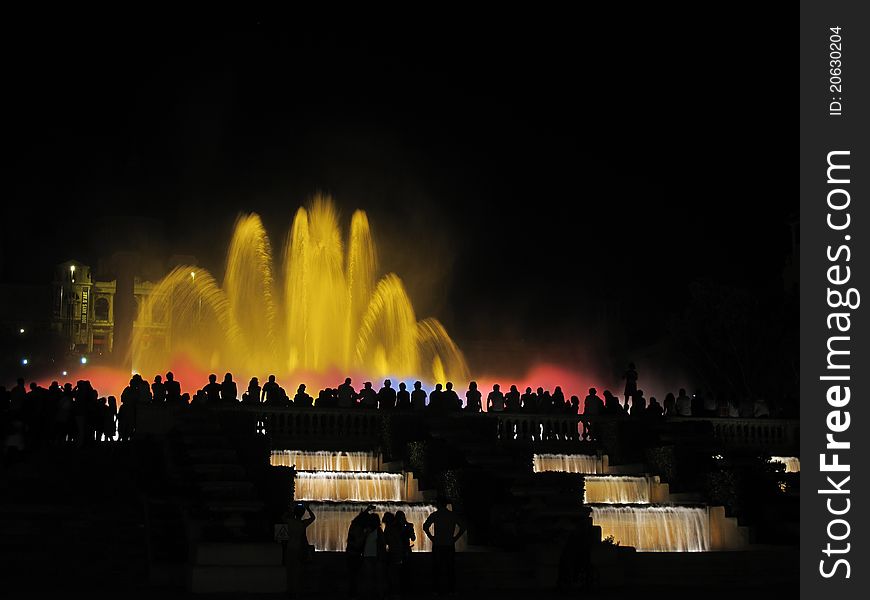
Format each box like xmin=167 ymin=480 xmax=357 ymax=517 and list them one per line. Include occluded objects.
xmin=198 ymin=405 xmax=797 ymax=452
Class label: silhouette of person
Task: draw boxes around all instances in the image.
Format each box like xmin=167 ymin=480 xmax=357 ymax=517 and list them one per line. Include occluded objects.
xmin=221 ymin=373 xmax=237 ymax=403
xmin=383 ymin=510 xmax=413 ymax=597
xmin=552 ymin=386 xmax=566 ymax=412
xmin=570 ymin=395 xmax=581 ymax=414
xmin=164 ymin=372 xmax=181 ymax=405
xmin=663 ymin=392 xmax=676 ymax=416
xmin=246 ymin=378 xmax=261 ymax=405
xmin=346 ymin=505 xmax=375 ymax=598
xmin=137 ymin=375 xmax=152 ymax=404
xmin=316 ymin=387 xmax=335 ymax=408
xmin=676 ymin=388 xmax=692 ymax=416
xmin=423 ymin=497 xmax=466 ymax=596
xmin=630 ymin=390 xmax=646 ymax=417
xmin=359 ymin=382 xmax=377 ymax=409
xmin=192 ymin=389 xmax=207 ymax=406
xmin=647 ymin=396 xmax=664 ymax=417
xmin=504 ymin=385 xmax=520 ymax=412
xmin=429 ymin=384 xmax=444 ymax=412
xmin=204 ymin=374 xmax=222 ymax=405
xmin=294 ymin=384 xmax=313 ymax=408
xmin=487 ymin=384 xmax=505 ymax=413
xmin=603 ymin=390 xmax=624 ymax=416
xmin=377 ymin=380 xmax=397 ymax=410
xmin=623 ymin=362 xmax=638 ymax=409
xmin=361 ymin=511 xmax=386 ymax=598
xmin=411 ymin=381 xmax=427 ymax=409
xmin=262 ymin=375 xmax=280 ymax=403
xmin=537 ymin=387 xmax=551 ymax=413
xmin=464 ymin=382 xmax=482 ymax=412
xmin=9 ymin=378 xmax=26 ymax=413
xmin=151 ymin=375 xmax=166 ymax=404
xmin=391 ymin=509 xmax=416 ymax=595
xmin=443 ymin=382 xmax=461 ymax=411
xmin=337 ymin=377 xmax=357 ymax=409
xmin=118 ymin=380 xmax=137 ymax=441
xmin=583 ymin=388 xmax=603 ymax=415
xmin=283 ymin=502 xmax=316 ymax=599
xmin=396 ymin=382 xmax=411 ymax=410
xmin=520 ymin=387 xmax=537 ymax=413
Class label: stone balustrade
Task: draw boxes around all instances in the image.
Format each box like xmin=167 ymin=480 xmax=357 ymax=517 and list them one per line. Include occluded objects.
xmin=197 ymin=405 xmax=798 ymax=453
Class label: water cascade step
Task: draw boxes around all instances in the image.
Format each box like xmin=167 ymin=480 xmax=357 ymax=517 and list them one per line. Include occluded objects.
xmin=590 ymin=506 xmax=711 ymax=552
xmin=271 ymin=450 xmax=379 ymax=471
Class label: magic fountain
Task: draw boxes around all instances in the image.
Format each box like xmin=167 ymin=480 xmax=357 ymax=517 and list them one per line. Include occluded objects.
xmin=533 ymin=455 xmax=724 ymax=551
xmin=295 ymin=472 xmax=405 ymax=502
xmin=132 ymin=196 xmax=468 ymax=384
xmin=584 ymin=476 xmax=651 ymax=504
xmin=770 ymin=456 xmax=800 ymax=473
xmin=271 ymin=450 xmax=379 ymax=471
xmin=533 ymin=453 xmax=602 ymax=474
xmin=590 ymin=506 xmax=711 ymax=552
xmin=274 ymin=450 xmax=449 ymax=552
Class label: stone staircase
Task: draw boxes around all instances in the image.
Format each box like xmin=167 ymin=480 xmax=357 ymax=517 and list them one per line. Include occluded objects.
xmin=161 ymin=408 xmax=285 ymax=593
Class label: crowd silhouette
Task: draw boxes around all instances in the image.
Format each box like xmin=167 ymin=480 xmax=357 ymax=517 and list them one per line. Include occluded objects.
xmin=1 ymin=362 xmax=777 ymax=460
xmin=339 ymin=499 xmax=463 ymax=599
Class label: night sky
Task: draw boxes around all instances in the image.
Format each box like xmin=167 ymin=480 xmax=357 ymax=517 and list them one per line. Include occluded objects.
xmin=3 ymin=16 xmax=794 ymax=373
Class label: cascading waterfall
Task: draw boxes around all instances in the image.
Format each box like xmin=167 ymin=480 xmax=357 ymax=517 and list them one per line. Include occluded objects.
xmin=271 ymin=450 xmax=449 ymax=552
xmin=590 ymin=506 xmax=710 ymax=552
xmin=295 ymin=472 xmax=404 ymax=502
xmin=131 ymin=196 xmax=469 ymax=383
xmin=271 ymin=450 xmax=378 ymax=471
xmin=533 ymin=453 xmax=602 ymax=474
xmin=307 ymin=503 xmax=441 ymax=552
xmin=584 ymin=476 xmax=651 ymax=504
xmin=770 ymin=456 xmax=800 ymax=473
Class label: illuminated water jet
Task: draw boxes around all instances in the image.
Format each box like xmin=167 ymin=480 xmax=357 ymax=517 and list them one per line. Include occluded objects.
xmin=533 ymin=453 xmax=602 ymax=474
xmin=131 ymin=196 xmax=469 ymax=383
xmin=584 ymin=476 xmax=651 ymax=504
xmin=590 ymin=506 xmax=710 ymax=552
xmin=770 ymin=456 xmax=800 ymax=473
xmin=294 ymin=472 xmax=404 ymax=502
xmin=270 ymin=450 xmax=379 ymax=471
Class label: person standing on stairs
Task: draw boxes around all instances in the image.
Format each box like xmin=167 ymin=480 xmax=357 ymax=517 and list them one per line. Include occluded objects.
xmin=423 ymin=497 xmax=466 ymax=597
xmin=283 ymin=502 xmax=316 ymax=600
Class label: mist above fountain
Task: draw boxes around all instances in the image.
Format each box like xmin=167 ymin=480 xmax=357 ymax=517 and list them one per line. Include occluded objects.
xmin=132 ymin=196 xmax=469 ymax=383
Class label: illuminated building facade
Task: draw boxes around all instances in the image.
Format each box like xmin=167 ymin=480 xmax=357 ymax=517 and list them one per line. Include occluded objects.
xmin=51 ymin=260 xmax=168 ymax=358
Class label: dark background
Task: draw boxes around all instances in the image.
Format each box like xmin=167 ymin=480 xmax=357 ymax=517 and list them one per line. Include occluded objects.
xmin=2 ymin=15 xmax=795 ymax=376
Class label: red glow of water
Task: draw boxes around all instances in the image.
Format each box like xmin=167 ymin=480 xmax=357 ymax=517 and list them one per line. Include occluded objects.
xmin=22 ymin=354 xmax=636 ymax=412
xmin=474 ymin=363 xmax=605 ymax=412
